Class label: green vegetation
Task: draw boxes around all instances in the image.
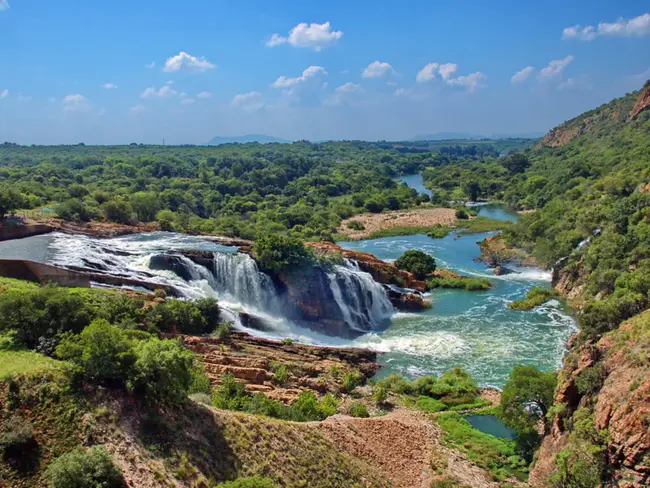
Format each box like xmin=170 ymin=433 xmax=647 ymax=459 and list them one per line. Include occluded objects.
xmin=500 ymin=365 xmax=557 ymax=459
xmin=212 ymin=373 xmax=339 ymax=422
xmin=0 ymin=350 xmax=66 ymax=377
xmin=457 ymin=216 xmax=508 ymax=235
xmin=45 ymin=445 xmax=125 ymax=488
xmin=394 ymin=250 xmax=437 ymax=280
xmin=347 ymin=401 xmax=370 ymax=418
xmin=216 ymin=477 xmax=277 ymax=488
xmin=428 ymin=276 xmax=491 ymax=291
xmin=252 ymin=235 xmax=315 ymax=274
xmin=509 ymin=288 xmax=559 ymax=310
xmin=436 ymin=412 xmax=527 ymax=481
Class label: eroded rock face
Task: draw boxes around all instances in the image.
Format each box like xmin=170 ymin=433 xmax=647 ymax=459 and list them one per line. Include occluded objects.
xmin=629 ymin=81 xmax=650 ymax=121
xmin=182 ymin=332 xmax=379 ymax=403
xmin=306 ymin=242 xmax=427 ymax=291
xmin=530 ymin=312 xmax=650 ymax=487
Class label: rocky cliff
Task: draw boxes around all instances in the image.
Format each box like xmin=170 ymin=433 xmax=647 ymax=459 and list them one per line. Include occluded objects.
xmin=530 ymin=311 xmax=650 ymax=487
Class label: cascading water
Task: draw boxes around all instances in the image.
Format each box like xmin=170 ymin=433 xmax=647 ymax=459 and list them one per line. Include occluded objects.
xmin=327 ymin=260 xmax=394 ymax=332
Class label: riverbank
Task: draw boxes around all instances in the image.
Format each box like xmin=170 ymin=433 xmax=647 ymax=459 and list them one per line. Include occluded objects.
xmin=338 ymin=207 xmax=458 ymax=239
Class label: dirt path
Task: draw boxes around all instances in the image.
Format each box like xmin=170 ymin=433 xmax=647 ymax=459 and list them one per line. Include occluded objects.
xmin=339 ymin=207 xmax=457 ymax=239
xmin=317 ymin=408 xmax=518 ymax=488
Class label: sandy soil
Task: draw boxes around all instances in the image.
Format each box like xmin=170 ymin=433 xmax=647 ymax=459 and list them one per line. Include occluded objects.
xmin=339 ymin=207 xmax=458 ymax=239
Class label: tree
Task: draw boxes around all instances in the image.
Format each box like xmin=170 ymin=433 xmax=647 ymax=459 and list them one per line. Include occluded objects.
xmin=461 ymin=181 xmax=480 ymax=202
xmin=0 ymin=187 xmax=25 ymax=218
xmin=102 ymin=199 xmax=133 ymax=224
xmin=130 ymin=192 xmax=160 ymax=222
xmin=394 ymin=250 xmax=436 ymax=280
xmin=45 ymin=445 xmax=125 ymax=488
xmin=252 ymin=235 xmax=315 ymax=274
xmin=501 ymin=365 xmax=557 ymax=434
xmin=501 ymin=153 xmax=530 ymax=174
xmin=55 ymin=199 xmax=94 ymax=222
xmin=56 ymin=319 xmax=136 ymax=384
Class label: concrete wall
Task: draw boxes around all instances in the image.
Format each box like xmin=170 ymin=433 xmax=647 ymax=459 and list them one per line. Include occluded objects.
xmin=0 ymin=259 xmax=90 ymax=288
xmin=0 ymin=224 xmax=53 ymax=242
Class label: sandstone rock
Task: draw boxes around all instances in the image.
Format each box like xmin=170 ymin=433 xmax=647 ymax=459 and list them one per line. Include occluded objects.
xmin=629 ymin=81 xmax=650 ymax=121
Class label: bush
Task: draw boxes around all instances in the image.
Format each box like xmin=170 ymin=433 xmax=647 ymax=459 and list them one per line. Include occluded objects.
xmin=373 ymin=383 xmax=388 ymax=404
xmin=215 ymin=322 xmax=231 ymax=340
xmin=253 ymin=235 xmax=315 ymax=274
xmin=188 ymin=365 xmax=212 ymax=395
xmin=347 ymin=401 xmax=369 ymax=418
xmin=412 ymin=375 xmax=438 ymax=396
xmin=55 ymin=198 xmax=94 ymax=222
xmin=101 ymin=199 xmax=133 ymax=224
xmin=574 ymin=362 xmax=605 ymax=395
xmin=0 ymin=415 xmax=34 ymax=454
xmin=149 ymin=298 xmax=219 ymax=335
xmin=128 ymin=338 xmax=196 ymax=401
xmin=346 ymin=220 xmax=365 ymax=231
xmin=0 ymin=287 xmax=93 ymax=349
xmin=378 ymin=374 xmax=413 ymax=395
xmin=428 ymin=277 xmax=491 ymax=291
xmin=272 ymin=364 xmax=289 ymax=386
xmin=45 ymin=445 xmax=125 ymax=488
xmin=416 ymin=396 xmax=448 ymax=413
xmin=430 ymin=368 xmax=479 ymax=406
xmin=455 ymin=208 xmax=469 ymax=219
xmin=215 ymin=477 xmax=277 ymax=488
xmin=342 ymin=369 xmax=364 ymax=393
xmin=394 ymin=250 xmax=437 ymax=280
xmin=56 ymin=319 xmax=136 ymax=384
xmin=510 ymin=288 xmax=559 ymax=310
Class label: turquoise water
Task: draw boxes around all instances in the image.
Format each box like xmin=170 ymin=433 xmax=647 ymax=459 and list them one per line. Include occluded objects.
xmin=464 ymin=415 xmax=516 ymax=439
xmin=399 ymin=174 xmax=433 ymax=197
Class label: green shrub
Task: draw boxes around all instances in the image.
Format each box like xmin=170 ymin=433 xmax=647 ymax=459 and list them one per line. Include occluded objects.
xmin=574 ymin=362 xmax=605 ymax=395
xmin=426 ymin=225 xmax=452 ymax=239
xmin=342 ymin=369 xmax=364 ymax=393
xmin=378 ymin=374 xmax=413 ymax=394
xmin=346 ymin=220 xmax=365 ymax=231
xmin=215 ymin=322 xmax=231 ymax=340
xmin=149 ymin=299 xmax=219 ymax=335
xmin=55 ymin=198 xmax=94 ymax=222
xmin=45 ymin=445 xmax=125 ymax=488
xmin=394 ymin=250 xmax=437 ymax=280
xmin=455 ymin=208 xmax=469 ymax=219
xmin=347 ymin=401 xmax=369 ymax=418
xmin=416 ymin=396 xmax=448 ymax=413
xmin=430 ymin=368 xmax=479 ymax=406
xmin=428 ymin=277 xmax=491 ymax=291
xmin=549 ymin=447 xmax=602 ymax=488
xmin=510 ymin=288 xmax=559 ymax=310
xmin=253 ymin=235 xmax=315 ymax=274
xmin=272 ymin=364 xmax=289 ymax=386
xmin=128 ymin=338 xmax=196 ymax=401
xmin=188 ymin=365 xmax=212 ymax=395
xmin=411 ymin=375 xmax=438 ymax=395
xmin=0 ymin=415 xmax=34 ymax=454
xmin=215 ymin=476 xmax=277 ymax=488
xmin=101 ymin=199 xmax=133 ymax=224
xmin=56 ymin=319 xmax=136 ymax=384
xmin=372 ymin=383 xmax=388 ymax=404
xmin=281 ymin=338 xmax=293 ymax=346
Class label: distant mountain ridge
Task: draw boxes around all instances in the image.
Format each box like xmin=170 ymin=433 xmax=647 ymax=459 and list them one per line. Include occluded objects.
xmin=410 ymin=132 xmax=544 ymax=141
xmin=206 ymin=135 xmax=291 ymax=145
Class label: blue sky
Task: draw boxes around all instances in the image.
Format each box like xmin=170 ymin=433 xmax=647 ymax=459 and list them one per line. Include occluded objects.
xmin=1 ymin=0 xmax=649 ymax=144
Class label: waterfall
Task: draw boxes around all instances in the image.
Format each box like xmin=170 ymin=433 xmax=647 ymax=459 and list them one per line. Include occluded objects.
xmin=327 ymin=260 xmax=394 ymax=332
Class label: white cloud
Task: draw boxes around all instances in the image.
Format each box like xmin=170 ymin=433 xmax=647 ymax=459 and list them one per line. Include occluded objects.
xmin=163 ymin=51 xmax=215 ymax=72
xmin=102 ymin=83 xmax=118 ymax=89
xmin=324 ymin=82 xmax=363 ymax=106
xmin=266 ymin=21 xmax=343 ymax=51
xmin=141 ymin=85 xmax=178 ymax=99
xmin=511 ymin=66 xmax=535 ymax=84
xmin=272 ymin=65 xmax=327 ymax=88
xmin=416 ymin=62 xmax=486 ymax=91
xmin=562 ymin=13 xmax=650 ymax=40
xmin=231 ymin=91 xmax=264 ymax=111
xmin=336 ymin=82 xmax=361 ymax=93
xmin=197 ymin=91 xmax=212 ymax=98
xmin=0 ymin=1 xmax=8 ymax=11
xmin=0 ymin=89 xmax=8 ymax=99
xmin=145 ymin=61 xmax=156 ymax=69
xmin=447 ymin=72 xmax=487 ymax=92
xmin=129 ymin=104 xmax=145 ymax=115
xmin=181 ymin=98 xmax=195 ymax=105
xmin=416 ymin=63 xmax=439 ymax=83
xmin=362 ymin=61 xmax=394 ymax=78
xmin=538 ymin=55 xmax=574 ymax=80
xmin=62 ymin=94 xmax=90 ymax=112
xmin=438 ymin=63 xmax=458 ymax=81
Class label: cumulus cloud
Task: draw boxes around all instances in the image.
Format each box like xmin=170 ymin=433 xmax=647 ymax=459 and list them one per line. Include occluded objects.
xmin=141 ymin=85 xmax=178 ymax=99
xmin=0 ymin=89 xmax=8 ymax=99
xmin=324 ymin=82 xmax=363 ymax=106
xmin=102 ymin=83 xmax=118 ymax=89
xmin=416 ymin=63 xmax=439 ymax=83
xmin=231 ymin=91 xmax=265 ymax=111
xmin=362 ymin=61 xmax=394 ymax=78
xmin=266 ymin=21 xmax=343 ymax=50
xmin=272 ymin=66 xmax=327 ymax=88
xmin=0 ymin=1 xmax=8 ymax=11
xmin=163 ymin=51 xmax=215 ymax=72
xmin=416 ymin=62 xmax=486 ymax=91
xmin=511 ymin=66 xmax=535 ymax=84
xmin=197 ymin=91 xmax=212 ymax=98
xmin=562 ymin=13 xmax=650 ymax=40
xmin=63 ymin=94 xmax=90 ymax=112
xmin=538 ymin=55 xmax=574 ymax=80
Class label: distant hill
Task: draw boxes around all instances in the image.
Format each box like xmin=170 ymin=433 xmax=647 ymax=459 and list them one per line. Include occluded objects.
xmin=410 ymin=132 xmax=482 ymax=141
xmin=206 ymin=135 xmax=291 ymax=145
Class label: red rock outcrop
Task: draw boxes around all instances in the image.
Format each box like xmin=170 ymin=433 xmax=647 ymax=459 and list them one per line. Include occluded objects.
xmin=307 ymin=241 xmax=426 ymax=291
xmin=181 ymin=332 xmax=379 ymax=403
xmin=530 ymin=311 xmax=650 ymax=487
xmin=629 ymin=80 xmax=650 ymax=121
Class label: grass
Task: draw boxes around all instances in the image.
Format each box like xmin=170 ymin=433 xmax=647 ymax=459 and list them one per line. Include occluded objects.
xmin=509 ymin=288 xmax=559 ymax=310
xmin=0 ymin=277 xmax=39 ymax=294
xmin=428 ymin=277 xmax=491 ymax=291
xmin=367 ymin=225 xmax=453 ymax=239
xmin=0 ymin=350 xmax=67 ymax=378
xmin=435 ymin=412 xmax=528 ymax=482
xmin=456 ymin=216 xmax=510 ymax=235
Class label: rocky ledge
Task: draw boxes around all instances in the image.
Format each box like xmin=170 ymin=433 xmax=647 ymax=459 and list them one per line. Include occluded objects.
xmin=181 ymin=332 xmax=379 ymax=403
xmin=476 ymin=234 xmax=537 ymax=270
